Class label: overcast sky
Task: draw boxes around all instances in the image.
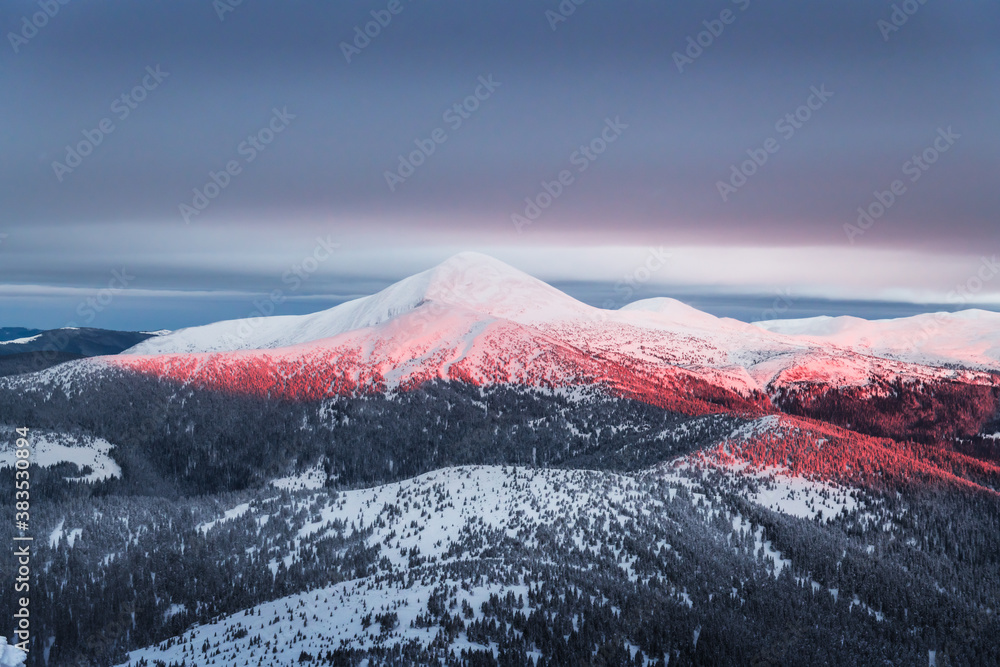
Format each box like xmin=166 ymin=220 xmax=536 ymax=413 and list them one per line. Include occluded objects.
xmin=2 ymin=1 xmax=999 ymax=329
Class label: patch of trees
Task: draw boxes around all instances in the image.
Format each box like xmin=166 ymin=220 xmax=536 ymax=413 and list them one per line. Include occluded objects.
xmin=0 ymin=351 xmax=85 ymax=377
xmin=0 ymin=371 xmax=739 ymax=496
xmin=772 ymin=376 xmax=1000 ymax=446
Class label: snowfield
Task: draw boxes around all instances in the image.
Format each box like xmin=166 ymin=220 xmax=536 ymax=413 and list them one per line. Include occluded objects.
xmin=121 ymin=574 xmax=537 ymax=667
xmin=0 ymin=638 xmax=26 ymax=667
xmin=120 ymin=459 xmax=880 ymax=666
xmin=196 ymin=503 xmax=252 ymax=534
xmin=0 ymin=426 xmax=120 ymax=482
xmin=0 ymin=334 xmax=42 ymax=346
xmin=716 ymin=462 xmax=859 ymax=521
xmin=271 ymin=464 xmax=327 ymax=491
xmin=755 ymin=309 xmax=1000 ymax=372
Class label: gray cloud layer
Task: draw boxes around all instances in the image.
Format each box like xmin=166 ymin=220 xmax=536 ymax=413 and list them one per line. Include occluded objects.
xmin=1 ymin=0 xmax=998 ymax=327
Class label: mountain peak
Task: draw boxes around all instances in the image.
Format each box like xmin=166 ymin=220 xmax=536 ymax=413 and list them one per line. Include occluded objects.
xmin=122 ymin=252 xmax=594 ymax=355
xmin=620 ymin=297 xmax=720 ymax=324
xmin=425 ymin=252 xmax=535 ymax=292
xmin=433 ymin=250 xmax=515 ymax=270
xmin=415 ymin=252 xmax=590 ymax=321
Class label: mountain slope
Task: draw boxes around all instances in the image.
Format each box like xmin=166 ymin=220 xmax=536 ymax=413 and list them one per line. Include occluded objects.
xmin=123 ymin=252 xmax=594 ymax=356
xmin=755 ymin=309 xmax=1000 ymax=371
xmin=107 ymin=302 xmax=768 ymax=416
xmin=113 ymin=460 xmax=1000 ymax=666
xmin=120 ymin=253 xmax=805 ymax=395
xmin=0 ymin=327 xmax=42 ymax=343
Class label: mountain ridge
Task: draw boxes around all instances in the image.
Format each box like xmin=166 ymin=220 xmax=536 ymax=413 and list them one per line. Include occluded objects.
xmin=121 ymin=253 xmax=1000 ymax=376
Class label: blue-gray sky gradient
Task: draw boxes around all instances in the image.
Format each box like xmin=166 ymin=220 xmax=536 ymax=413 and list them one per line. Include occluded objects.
xmin=2 ymin=0 xmax=998 ymax=329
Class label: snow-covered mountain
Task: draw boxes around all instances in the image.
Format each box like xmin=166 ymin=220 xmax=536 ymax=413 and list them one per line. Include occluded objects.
xmin=755 ymin=309 xmax=1000 ymax=371
xmin=123 ymin=252 xmax=595 ymax=356
xmin=124 ymin=254 xmax=1000 ymax=375
xmin=3 ymin=252 xmax=994 ymax=435
xmin=94 ymin=253 xmax=994 ymax=407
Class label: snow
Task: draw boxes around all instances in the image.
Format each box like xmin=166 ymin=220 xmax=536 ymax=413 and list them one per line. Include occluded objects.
xmin=663 ymin=417 xmax=862 ymax=522
xmin=271 ymin=465 xmax=327 ymax=491
xmin=14 ymin=253 xmax=996 ymax=407
xmin=114 ymin=253 xmax=808 ymax=397
xmin=659 ymin=456 xmax=885 ymax=624
xmin=49 ymin=520 xmax=86 ymax=548
xmin=736 ymin=467 xmax=858 ymax=521
xmin=0 ymin=334 xmax=41 ymax=346
xmin=291 ymin=465 xmax=655 ymax=568
xmin=164 ymin=604 xmax=187 ymax=620
xmin=49 ymin=519 xmax=65 ymax=548
xmin=121 ymin=464 xmax=676 ymax=667
xmin=620 ymin=297 xmax=729 ymax=329
xmin=119 ymin=460 xmax=890 ymax=665
xmin=727 ymin=415 xmax=784 ymax=441
xmin=849 ymin=595 xmax=884 ymax=621
xmin=755 ymin=309 xmax=1000 ymax=371
xmin=122 ymin=252 xmax=596 ymax=355
xmin=0 ymin=638 xmax=26 ymax=667
xmin=197 ymin=503 xmax=251 ymax=534
xmin=120 ymin=576 xmax=530 ymax=667
xmin=0 ymin=428 xmax=120 ymax=482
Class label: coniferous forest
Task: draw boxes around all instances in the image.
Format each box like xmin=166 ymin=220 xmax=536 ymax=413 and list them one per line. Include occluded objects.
xmin=2 ymin=365 xmax=1000 ymax=666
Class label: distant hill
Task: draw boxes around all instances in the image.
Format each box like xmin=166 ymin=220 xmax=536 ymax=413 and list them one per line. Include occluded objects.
xmin=0 ymin=327 xmax=42 ymax=342
xmin=0 ymin=327 xmax=161 ymax=358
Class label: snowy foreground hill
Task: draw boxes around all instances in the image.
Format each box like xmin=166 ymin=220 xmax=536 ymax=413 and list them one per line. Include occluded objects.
xmin=119 ymin=462 xmax=877 ymax=666
xmin=1 ymin=253 xmax=999 ymax=665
